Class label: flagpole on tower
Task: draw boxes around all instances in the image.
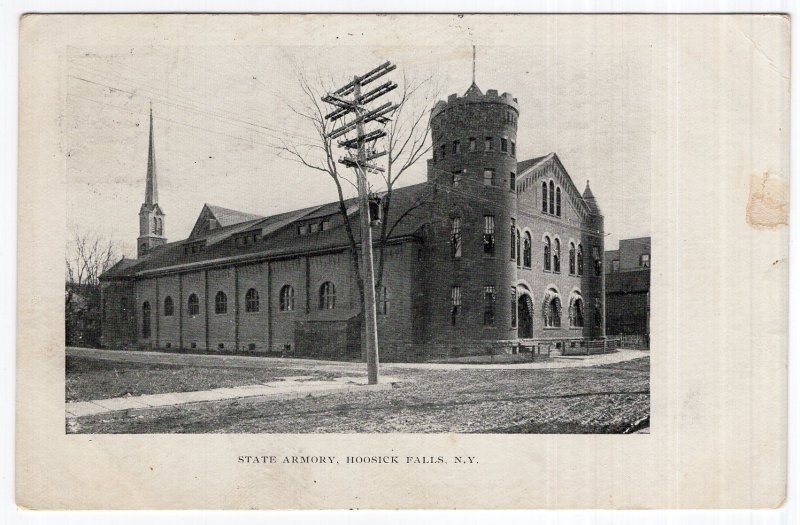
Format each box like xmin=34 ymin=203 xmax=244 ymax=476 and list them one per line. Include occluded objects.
xmin=472 ymin=45 xmax=476 ymax=84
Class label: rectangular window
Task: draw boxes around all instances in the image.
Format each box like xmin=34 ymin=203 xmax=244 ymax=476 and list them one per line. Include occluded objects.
xmin=451 ymin=286 xmax=461 ymax=326
xmin=451 ymin=217 xmax=462 ymax=258
xmin=321 ymin=219 xmax=331 ymax=231
xmin=511 ymin=286 xmax=517 ymax=328
xmin=485 ymin=137 xmax=493 ymax=150
xmin=501 ymin=138 xmax=508 ymax=152
xmin=453 ymin=140 xmax=461 ymax=154
xmin=452 ymin=170 xmax=463 ymax=187
xmin=511 ymin=141 xmax=516 ymax=156
xmin=483 ymin=285 xmax=496 ymax=326
xmin=309 ymin=222 xmax=320 ymax=233
xmin=510 ymin=172 xmax=516 ymax=191
xmin=640 ymin=254 xmax=651 ymax=268
xmin=612 ymin=260 xmax=620 ymax=272
xmin=510 ymin=218 xmax=516 ymax=260
xmin=440 ymin=143 xmax=446 ymax=158
xmin=483 ymin=169 xmax=494 ymax=186
xmin=469 ymin=137 xmax=477 ymax=151
xmin=298 ymin=224 xmax=308 ymax=235
xmin=483 ymin=215 xmax=495 ymax=256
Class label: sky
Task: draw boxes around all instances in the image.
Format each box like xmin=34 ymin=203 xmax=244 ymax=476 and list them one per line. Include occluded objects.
xmin=65 ymin=23 xmax=654 ymax=257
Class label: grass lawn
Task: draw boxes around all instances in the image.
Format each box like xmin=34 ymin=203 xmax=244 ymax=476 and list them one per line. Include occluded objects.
xmin=65 ymin=356 xmax=346 ymax=402
xmin=69 ymin=356 xmax=650 ymax=434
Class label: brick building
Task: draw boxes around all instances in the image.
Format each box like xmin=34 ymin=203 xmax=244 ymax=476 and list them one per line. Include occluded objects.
xmin=100 ymin=82 xmax=606 ymax=361
xmin=605 ymin=237 xmax=650 ymax=346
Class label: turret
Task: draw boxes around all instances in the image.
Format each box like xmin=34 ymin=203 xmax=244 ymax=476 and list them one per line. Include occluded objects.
xmin=423 ymin=83 xmax=521 ymax=351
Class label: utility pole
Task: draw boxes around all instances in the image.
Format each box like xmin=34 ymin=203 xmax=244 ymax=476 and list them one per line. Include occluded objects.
xmin=322 ymin=62 xmax=397 ymax=385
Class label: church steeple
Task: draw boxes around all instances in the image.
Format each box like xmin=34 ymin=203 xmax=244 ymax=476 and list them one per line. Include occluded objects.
xmin=144 ymin=103 xmax=158 ymax=206
xmin=137 ymin=103 xmax=166 ymax=258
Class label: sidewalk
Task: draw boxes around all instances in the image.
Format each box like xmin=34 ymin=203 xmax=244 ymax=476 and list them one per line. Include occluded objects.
xmin=67 ymin=346 xmax=648 ymax=372
xmin=66 ymin=374 xmax=400 ymax=419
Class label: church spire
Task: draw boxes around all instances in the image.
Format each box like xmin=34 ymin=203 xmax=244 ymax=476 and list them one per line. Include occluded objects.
xmin=138 ymin=102 xmax=166 ymax=258
xmin=144 ymin=102 xmax=157 ymax=206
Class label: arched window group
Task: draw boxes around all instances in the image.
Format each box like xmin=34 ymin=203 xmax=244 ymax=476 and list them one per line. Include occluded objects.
xmin=319 ymin=282 xmax=336 ymax=310
xmin=215 ymin=291 xmax=227 ymax=314
xmin=279 ymin=285 xmax=295 ymax=312
xmin=516 ymin=229 xmax=521 ymax=265
xmin=245 ymin=288 xmax=260 ymax=313
xmin=541 ymin=179 xmax=563 ymax=217
xmin=567 ymin=242 xmax=584 ymax=276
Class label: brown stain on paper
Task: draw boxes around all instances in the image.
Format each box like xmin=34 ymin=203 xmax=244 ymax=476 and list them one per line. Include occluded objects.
xmin=746 ymin=172 xmax=789 ymax=229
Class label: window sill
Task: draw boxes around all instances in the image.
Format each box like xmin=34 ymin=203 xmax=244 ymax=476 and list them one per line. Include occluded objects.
xmin=543 ymin=326 xmax=562 ymax=330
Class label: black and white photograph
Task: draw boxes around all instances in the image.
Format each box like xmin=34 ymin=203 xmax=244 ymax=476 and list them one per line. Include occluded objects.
xmin=14 ymin=12 xmax=789 ymax=511
xmin=63 ymin=37 xmax=652 ymax=434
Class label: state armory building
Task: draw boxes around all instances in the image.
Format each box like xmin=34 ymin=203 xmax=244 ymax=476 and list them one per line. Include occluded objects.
xmin=100 ymin=82 xmax=606 ymax=361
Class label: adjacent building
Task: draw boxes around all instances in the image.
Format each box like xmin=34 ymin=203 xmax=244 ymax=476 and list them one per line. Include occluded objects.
xmin=100 ymin=81 xmax=607 ymax=361
xmin=605 ymin=237 xmax=650 ymax=346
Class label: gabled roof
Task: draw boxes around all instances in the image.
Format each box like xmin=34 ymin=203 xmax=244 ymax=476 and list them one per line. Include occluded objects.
xmin=100 ymin=183 xmax=433 ymax=280
xmin=205 ymin=204 xmax=264 ymax=227
xmin=516 ymin=153 xmax=593 ymax=217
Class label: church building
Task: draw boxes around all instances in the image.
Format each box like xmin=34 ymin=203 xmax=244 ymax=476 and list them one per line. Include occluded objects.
xmin=100 ymin=82 xmax=606 ymax=361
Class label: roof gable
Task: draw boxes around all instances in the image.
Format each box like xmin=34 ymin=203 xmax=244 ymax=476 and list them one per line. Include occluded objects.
xmin=516 ymin=153 xmax=591 ymax=218
xmin=189 ymin=204 xmax=264 ymax=239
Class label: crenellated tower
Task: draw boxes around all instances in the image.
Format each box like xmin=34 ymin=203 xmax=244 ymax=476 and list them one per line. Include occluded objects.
xmin=422 ymin=83 xmax=520 ymax=352
xmin=137 ymin=105 xmax=166 ymax=258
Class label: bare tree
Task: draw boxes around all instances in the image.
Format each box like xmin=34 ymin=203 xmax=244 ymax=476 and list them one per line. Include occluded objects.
xmin=65 ymin=229 xmax=123 ymax=285
xmin=278 ymin=68 xmax=439 ymax=308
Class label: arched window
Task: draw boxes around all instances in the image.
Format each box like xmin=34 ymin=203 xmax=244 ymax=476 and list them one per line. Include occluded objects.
xmin=569 ymin=296 xmax=584 ymax=328
xmin=215 ymin=291 xmax=227 ymax=314
xmin=549 ymin=181 xmax=555 ymax=214
xmin=187 ymin=294 xmax=199 ymax=316
xmin=569 ymin=243 xmax=576 ymax=274
xmin=543 ymin=289 xmax=562 ymax=328
xmin=543 ymin=237 xmax=552 ymax=271
xmin=152 ymin=218 xmax=157 ymax=234
xmin=523 ymin=232 xmax=532 ymax=268
xmin=142 ymin=301 xmax=151 ymax=338
xmin=319 ymin=282 xmax=336 ymax=310
xmin=553 ymin=238 xmax=561 ymax=273
xmin=245 ymin=288 xmax=260 ymax=313
xmin=378 ymin=286 xmax=389 ymax=315
xmin=577 ymin=244 xmax=584 ymax=275
xmin=541 ymin=182 xmax=548 ymax=212
xmin=516 ymin=229 xmax=521 ymax=266
xmin=279 ymin=285 xmax=295 ymax=311
xmin=556 ymin=187 xmax=562 ymax=216
xmin=163 ymin=296 xmax=174 ymax=317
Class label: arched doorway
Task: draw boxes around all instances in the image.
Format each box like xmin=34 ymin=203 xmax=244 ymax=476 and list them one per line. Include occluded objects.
xmin=518 ymin=295 xmax=533 ymax=338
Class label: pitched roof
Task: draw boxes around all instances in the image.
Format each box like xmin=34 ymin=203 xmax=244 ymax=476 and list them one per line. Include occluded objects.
xmin=582 ymin=180 xmax=602 ymax=215
xmin=101 ymin=183 xmax=433 ymax=280
xmin=516 ymin=154 xmax=552 ymax=174
xmin=205 ymin=204 xmax=264 ymax=227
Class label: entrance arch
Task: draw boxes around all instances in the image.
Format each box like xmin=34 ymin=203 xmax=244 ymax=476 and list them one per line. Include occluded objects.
xmin=518 ymin=295 xmax=534 ymax=338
